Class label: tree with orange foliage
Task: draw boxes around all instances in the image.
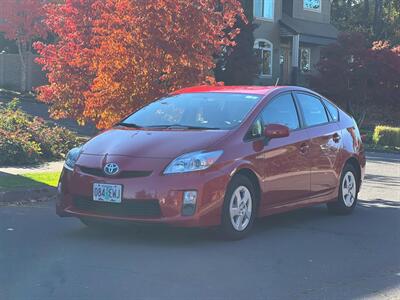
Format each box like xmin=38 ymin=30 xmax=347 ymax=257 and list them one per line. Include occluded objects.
xmin=0 ymin=0 xmax=47 ymax=92
xmin=35 ymin=0 xmax=245 ymax=129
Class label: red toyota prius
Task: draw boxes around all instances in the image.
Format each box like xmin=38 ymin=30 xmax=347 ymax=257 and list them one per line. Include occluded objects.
xmin=57 ymin=86 xmax=366 ymax=239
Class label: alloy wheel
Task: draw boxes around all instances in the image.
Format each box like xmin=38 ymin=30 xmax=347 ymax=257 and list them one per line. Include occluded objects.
xmin=229 ymin=185 xmax=253 ymax=231
xmin=342 ymin=171 xmax=357 ymax=207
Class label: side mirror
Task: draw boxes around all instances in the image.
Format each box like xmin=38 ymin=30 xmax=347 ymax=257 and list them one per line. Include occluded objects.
xmin=264 ymin=124 xmax=290 ymax=139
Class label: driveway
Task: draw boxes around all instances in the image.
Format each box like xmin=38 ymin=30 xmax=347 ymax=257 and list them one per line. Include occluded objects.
xmin=0 ymin=152 xmax=399 ymax=300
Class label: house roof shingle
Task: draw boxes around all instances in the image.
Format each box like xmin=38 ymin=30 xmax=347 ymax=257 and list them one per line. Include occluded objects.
xmin=279 ymin=14 xmax=339 ymax=45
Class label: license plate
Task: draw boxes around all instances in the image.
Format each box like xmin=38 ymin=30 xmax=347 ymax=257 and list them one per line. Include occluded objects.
xmin=93 ymin=183 xmax=122 ymax=203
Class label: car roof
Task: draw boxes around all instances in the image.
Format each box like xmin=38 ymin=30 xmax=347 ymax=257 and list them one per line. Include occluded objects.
xmin=172 ymin=85 xmax=285 ymax=96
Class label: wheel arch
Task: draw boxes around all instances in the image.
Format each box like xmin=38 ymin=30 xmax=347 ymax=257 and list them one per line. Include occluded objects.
xmin=344 ymin=156 xmax=362 ymax=192
xmin=231 ymin=168 xmax=261 ymax=207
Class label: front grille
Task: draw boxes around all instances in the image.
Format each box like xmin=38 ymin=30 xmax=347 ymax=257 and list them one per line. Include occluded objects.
xmin=73 ymin=196 xmax=161 ymax=218
xmin=78 ymin=166 xmax=152 ymax=179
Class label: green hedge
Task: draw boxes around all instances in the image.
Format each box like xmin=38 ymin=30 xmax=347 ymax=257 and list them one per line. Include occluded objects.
xmin=0 ymin=99 xmax=80 ymax=166
xmin=372 ymin=125 xmax=400 ymax=147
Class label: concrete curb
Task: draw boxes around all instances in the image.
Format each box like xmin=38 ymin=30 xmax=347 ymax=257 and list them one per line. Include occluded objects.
xmin=0 ymin=186 xmax=57 ymax=204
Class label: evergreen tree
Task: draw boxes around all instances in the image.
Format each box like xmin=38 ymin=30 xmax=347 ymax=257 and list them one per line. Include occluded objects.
xmin=331 ymin=0 xmax=400 ymax=45
xmin=215 ymin=0 xmax=259 ymax=85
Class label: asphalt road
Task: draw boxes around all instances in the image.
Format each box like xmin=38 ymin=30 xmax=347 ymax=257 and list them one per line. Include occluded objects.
xmin=1 ymin=152 xmax=399 ymax=300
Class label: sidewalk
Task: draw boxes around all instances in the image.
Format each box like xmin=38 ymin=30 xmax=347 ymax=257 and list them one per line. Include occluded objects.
xmin=0 ymin=161 xmax=64 ymax=176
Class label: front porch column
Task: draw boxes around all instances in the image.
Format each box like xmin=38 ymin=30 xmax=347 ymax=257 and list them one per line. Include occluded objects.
xmin=291 ymin=34 xmax=300 ymax=85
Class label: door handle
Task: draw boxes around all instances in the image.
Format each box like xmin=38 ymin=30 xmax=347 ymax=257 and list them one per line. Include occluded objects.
xmin=299 ymin=143 xmax=309 ymax=154
xmin=333 ymin=133 xmax=341 ymax=143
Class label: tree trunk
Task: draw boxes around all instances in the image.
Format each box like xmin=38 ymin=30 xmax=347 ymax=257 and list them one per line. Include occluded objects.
xmin=345 ymin=0 xmax=353 ymax=21
xmin=16 ymin=39 xmax=27 ymax=93
xmin=331 ymin=0 xmax=339 ymax=13
xmin=363 ymin=0 xmax=370 ymax=23
xmin=386 ymin=0 xmax=392 ymax=21
xmin=373 ymin=0 xmax=383 ymax=37
xmin=241 ymin=0 xmax=253 ymax=22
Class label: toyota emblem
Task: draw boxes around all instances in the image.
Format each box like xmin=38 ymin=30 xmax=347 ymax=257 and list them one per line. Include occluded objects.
xmin=104 ymin=163 xmax=120 ymax=176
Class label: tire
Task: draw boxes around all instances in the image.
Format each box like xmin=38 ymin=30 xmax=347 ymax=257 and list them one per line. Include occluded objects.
xmin=220 ymin=175 xmax=257 ymax=240
xmin=327 ymin=163 xmax=359 ymax=215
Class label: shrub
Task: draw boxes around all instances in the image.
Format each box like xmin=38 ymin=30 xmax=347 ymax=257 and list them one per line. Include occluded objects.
xmin=310 ymin=33 xmax=400 ymax=127
xmin=0 ymin=129 xmax=42 ymax=165
xmin=372 ymin=125 xmax=400 ymax=147
xmin=30 ymin=118 xmax=81 ymax=159
xmin=0 ymin=99 xmax=80 ymax=166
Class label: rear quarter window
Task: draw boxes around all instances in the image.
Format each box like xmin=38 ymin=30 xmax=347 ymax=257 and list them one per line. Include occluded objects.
xmin=322 ymin=99 xmax=339 ymax=122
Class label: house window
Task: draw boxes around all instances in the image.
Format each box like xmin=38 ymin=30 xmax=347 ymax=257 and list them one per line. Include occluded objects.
xmin=254 ymin=39 xmax=273 ymax=77
xmin=254 ymin=0 xmax=274 ymax=20
xmin=300 ymin=47 xmax=311 ymax=73
xmin=304 ymin=0 xmax=321 ymax=12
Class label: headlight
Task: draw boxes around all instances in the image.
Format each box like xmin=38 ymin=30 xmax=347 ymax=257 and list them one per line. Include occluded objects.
xmin=164 ymin=150 xmax=223 ymax=174
xmin=64 ymin=147 xmax=82 ymax=171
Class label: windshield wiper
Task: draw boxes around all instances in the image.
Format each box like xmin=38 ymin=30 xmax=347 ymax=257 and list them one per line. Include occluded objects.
xmin=146 ymin=124 xmax=221 ymax=130
xmin=116 ymin=122 xmax=142 ymax=128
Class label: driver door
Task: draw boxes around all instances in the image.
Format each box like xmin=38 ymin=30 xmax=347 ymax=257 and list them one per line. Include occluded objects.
xmin=257 ymin=92 xmax=311 ymax=212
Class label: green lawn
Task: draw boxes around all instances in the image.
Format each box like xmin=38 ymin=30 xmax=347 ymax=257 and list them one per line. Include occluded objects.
xmin=0 ymin=172 xmax=61 ymax=191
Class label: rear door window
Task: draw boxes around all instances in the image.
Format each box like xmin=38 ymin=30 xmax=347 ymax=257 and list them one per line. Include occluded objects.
xmin=296 ymin=93 xmax=329 ymax=127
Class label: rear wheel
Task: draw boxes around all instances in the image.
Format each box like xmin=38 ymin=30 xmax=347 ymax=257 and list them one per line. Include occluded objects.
xmin=327 ymin=164 xmax=358 ymax=214
xmin=220 ymin=175 xmax=257 ymax=240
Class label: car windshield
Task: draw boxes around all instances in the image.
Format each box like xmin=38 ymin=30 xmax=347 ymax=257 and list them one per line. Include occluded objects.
xmin=119 ymin=92 xmax=262 ymax=130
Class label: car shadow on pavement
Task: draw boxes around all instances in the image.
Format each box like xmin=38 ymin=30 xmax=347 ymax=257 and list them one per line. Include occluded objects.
xmin=57 ymin=196 xmax=400 ymax=298
xmin=62 ymin=197 xmax=399 ymax=246
xmin=62 ymin=205 xmax=332 ymax=245
xmin=364 ymin=173 xmax=400 ymax=188
xmin=62 ymin=215 xmax=222 ymax=245
xmin=359 ymin=199 xmax=400 ymax=207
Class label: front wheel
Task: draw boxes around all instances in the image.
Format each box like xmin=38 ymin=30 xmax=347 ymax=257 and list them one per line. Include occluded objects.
xmin=327 ymin=164 xmax=358 ymax=215
xmin=220 ymin=175 xmax=257 ymax=240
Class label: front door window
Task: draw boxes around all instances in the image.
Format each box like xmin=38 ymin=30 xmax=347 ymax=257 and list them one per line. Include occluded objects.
xmin=262 ymin=93 xmax=300 ymax=130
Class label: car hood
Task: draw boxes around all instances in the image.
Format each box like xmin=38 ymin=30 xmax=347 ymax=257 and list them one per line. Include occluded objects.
xmin=81 ymin=128 xmax=229 ymax=158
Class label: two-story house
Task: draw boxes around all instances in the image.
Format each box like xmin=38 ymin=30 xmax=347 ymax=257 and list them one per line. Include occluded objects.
xmin=252 ymin=0 xmax=338 ymax=86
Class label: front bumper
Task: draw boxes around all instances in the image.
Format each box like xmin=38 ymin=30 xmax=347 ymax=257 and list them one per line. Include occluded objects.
xmin=56 ymin=162 xmax=230 ymax=228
